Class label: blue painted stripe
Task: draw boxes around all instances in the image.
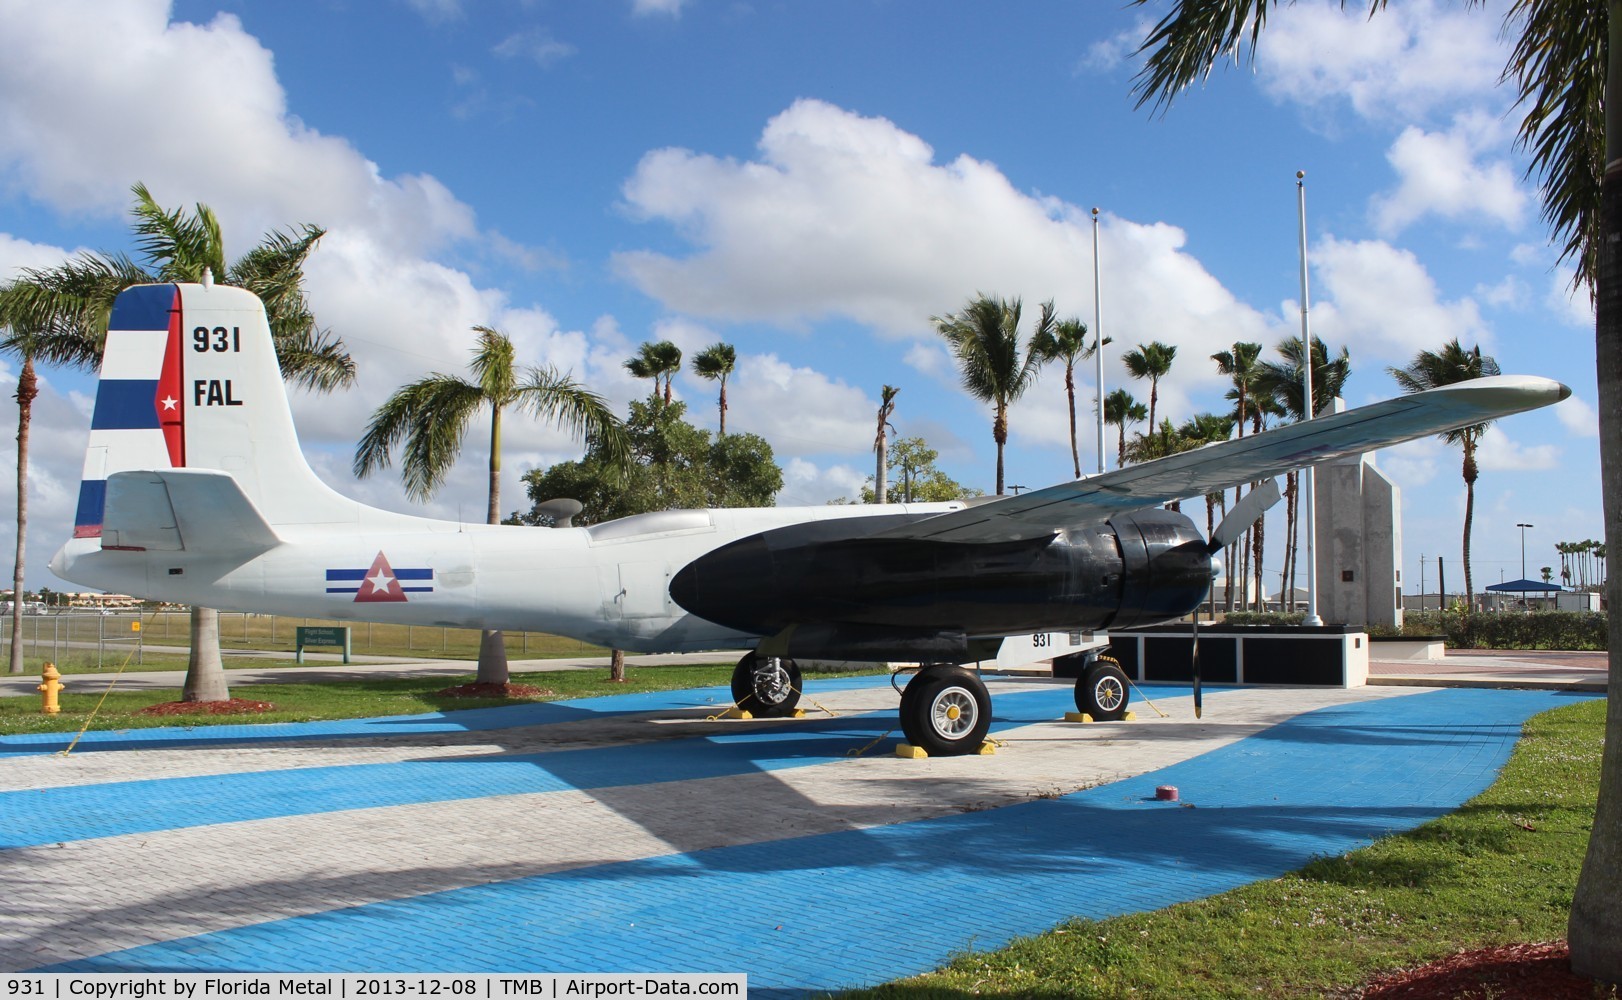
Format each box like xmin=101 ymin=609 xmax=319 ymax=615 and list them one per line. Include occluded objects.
xmin=325 ymin=587 xmax=359 ymax=594
xmin=325 ymin=570 xmax=367 ymax=581
xmin=89 ymin=379 xmax=160 ymax=430
xmin=35 ymin=688 xmax=1588 ymax=989
xmin=326 ymin=569 xmax=432 ymax=580
xmin=108 ymin=284 xmax=175 ymax=333
xmin=73 ymin=479 xmax=107 ymax=530
xmin=0 ymin=685 xmax=1079 ymax=848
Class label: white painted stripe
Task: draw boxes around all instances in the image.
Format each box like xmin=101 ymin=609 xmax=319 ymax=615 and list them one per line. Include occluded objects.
xmin=99 ymin=328 xmax=170 ymax=381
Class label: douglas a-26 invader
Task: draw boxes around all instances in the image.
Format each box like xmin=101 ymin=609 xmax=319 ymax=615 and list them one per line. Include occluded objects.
xmin=52 ymin=283 xmax=1570 ymax=754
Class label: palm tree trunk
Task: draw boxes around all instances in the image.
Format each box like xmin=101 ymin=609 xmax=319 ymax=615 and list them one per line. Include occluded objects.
xmin=609 ymin=648 xmax=626 ymax=683
xmin=478 ymin=404 xmax=510 ymax=686
xmin=718 ymin=379 xmax=728 ymax=437
xmin=875 ymin=431 xmax=888 ymax=504
xmin=10 ymin=357 xmax=36 ymax=675
xmin=1462 ymin=452 xmax=1477 ymax=610
xmin=993 ymin=404 xmax=1007 ymax=495
xmin=182 ymin=606 xmax=229 ymax=702
xmin=1569 ymin=5 xmax=1622 ymax=975
xmin=1066 ymin=366 xmax=1080 ymax=479
xmin=1252 ymin=513 xmax=1266 ymax=612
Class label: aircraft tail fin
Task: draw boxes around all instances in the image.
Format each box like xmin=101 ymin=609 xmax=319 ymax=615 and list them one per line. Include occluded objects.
xmin=72 ymin=282 xmax=358 ymax=543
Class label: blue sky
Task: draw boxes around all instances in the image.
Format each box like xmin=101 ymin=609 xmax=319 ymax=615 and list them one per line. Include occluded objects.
xmin=0 ymin=0 xmax=1602 ymax=599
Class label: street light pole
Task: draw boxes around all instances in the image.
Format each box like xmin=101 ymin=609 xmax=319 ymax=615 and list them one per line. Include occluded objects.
xmin=1518 ymin=522 xmax=1534 ymax=583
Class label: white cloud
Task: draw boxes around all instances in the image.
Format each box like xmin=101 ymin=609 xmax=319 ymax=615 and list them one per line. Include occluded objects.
xmin=1306 ymin=236 xmax=1494 ymax=368
xmin=1370 ymin=115 xmax=1527 ymax=235
xmin=632 ymin=0 xmax=687 ymax=17
xmin=1546 ymin=268 xmax=1596 ymax=328
xmin=0 ymin=233 xmax=72 ymax=279
xmin=402 ymin=0 xmax=462 ymax=23
xmin=616 ymin=99 xmax=1282 ymax=423
xmin=778 ymin=458 xmax=867 ymax=506
xmin=1256 ymin=0 xmax=1507 ymax=123
xmin=1075 ymin=17 xmax=1153 ymax=75
xmin=1475 ymin=424 xmax=1560 ymax=473
xmin=1556 ymin=394 xmax=1599 ymax=438
xmin=493 ymin=27 xmax=577 ymax=68
xmin=726 ymin=353 xmax=874 ymax=456
xmin=0 ymin=1 xmax=477 ymax=255
xmin=1475 ymin=275 xmax=1527 ymax=310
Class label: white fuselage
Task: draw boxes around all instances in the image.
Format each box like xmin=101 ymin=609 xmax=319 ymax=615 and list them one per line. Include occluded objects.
xmin=51 ymin=501 xmax=960 ymax=654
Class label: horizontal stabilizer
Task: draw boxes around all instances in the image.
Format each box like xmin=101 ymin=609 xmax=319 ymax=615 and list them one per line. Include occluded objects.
xmin=103 ymin=470 xmax=281 ymax=556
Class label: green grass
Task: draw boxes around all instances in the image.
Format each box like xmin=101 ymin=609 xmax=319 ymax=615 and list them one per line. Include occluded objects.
xmin=6 ymin=611 xmax=606 ymax=669
xmin=840 ymin=697 xmax=1612 ymax=999
xmin=0 ymin=664 xmax=745 ymax=734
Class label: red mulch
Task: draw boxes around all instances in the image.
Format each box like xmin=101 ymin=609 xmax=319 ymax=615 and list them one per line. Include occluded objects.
xmin=433 ymin=682 xmax=551 ymax=699
xmin=1359 ymin=941 xmax=1618 ymax=999
xmin=136 ymin=698 xmax=276 ymax=716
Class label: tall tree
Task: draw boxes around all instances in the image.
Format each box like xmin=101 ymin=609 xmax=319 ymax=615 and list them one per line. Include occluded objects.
xmin=934 ymin=294 xmax=1049 ymax=495
xmin=1032 ymin=308 xmax=1108 ymax=479
xmin=1122 ymin=341 xmax=1177 ymax=431
xmin=691 ymin=342 xmax=736 ymax=436
xmin=1136 ymin=8 xmax=1622 ymax=971
xmin=1103 ymin=387 xmax=1148 ymax=467
xmin=1388 ymin=339 xmax=1503 ymax=611
xmin=626 ymin=340 xmax=682 ymax=404
xmin=873 ymin=385 xmax=899 ymax=504
xmin=1255 ymin=335 xmax=1351 ymax=608
xmin=1213 ymin=342 xmax=1265 ymax=609
xmin=0 ymin=296 xmax=104 ymax=675
xmin=356 ymin=326 xmax=629 ymax=686
xmin=1 ymin=183 xmax=354 ymax=696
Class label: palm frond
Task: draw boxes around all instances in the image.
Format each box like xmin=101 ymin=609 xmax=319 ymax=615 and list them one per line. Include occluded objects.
xmin=516 ymin=366 xmax=633 ymax=470
xmin=1504 ymin=0 xmax=1604 ymax=296
xmin=353 ymin=374 xmax=485 ymax=501
xmin=129 ymin=182 xmax=226 ymax=280
xmin=692 ymin=342 xmax=736 ymax=380
xmin=470 ymin=326 xmax=519 ymax=402
xmin=274 ymin=323 xmax=357 ymax=391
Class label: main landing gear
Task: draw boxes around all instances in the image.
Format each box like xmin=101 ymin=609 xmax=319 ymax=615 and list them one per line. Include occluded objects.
xmin=898 ymin=665 xmax=992 ymax=757
xmin=1075 ymin=656 xmax=1131 ymax=721
xmin=731 ymin=652 xmax=802 ymax=717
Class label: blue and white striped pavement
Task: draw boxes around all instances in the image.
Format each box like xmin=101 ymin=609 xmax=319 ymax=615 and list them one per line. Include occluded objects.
xmin=0 ymin=676 xmax=1587 ymax=997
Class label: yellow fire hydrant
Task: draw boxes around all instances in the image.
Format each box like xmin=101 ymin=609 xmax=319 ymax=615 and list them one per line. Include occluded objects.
xmin=38 ymin=663 xmax=63 ymax=715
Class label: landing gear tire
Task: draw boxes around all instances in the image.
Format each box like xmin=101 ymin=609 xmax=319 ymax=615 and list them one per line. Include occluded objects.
xmin=731 ymin=653 xmax=801 ymax=718
xmin=1076 ymin=660 xmax=1130 ymax=721
xmin=899 ymin=666 xmax=992 ymax=757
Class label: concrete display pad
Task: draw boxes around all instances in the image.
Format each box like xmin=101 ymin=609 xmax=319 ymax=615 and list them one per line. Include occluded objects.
xmin=0 ymin=676 xmax=1591 ymax=996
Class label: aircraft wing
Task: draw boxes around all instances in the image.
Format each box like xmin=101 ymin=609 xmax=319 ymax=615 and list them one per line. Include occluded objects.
xmin=873 ymin=374 xmax=1570 ymax=543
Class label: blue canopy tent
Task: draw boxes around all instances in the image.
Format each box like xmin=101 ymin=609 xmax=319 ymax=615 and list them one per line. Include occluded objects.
xmin=1485 ymin=578 xmax=1564 ymax=610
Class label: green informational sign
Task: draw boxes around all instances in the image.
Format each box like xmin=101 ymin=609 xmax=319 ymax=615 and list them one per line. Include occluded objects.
xmin=295 ymin=625 xmax=352 ymax=664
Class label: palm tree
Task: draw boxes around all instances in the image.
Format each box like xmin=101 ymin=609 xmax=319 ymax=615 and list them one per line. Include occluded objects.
xmin=1133 ymin=8 xmax=1621 ymax=972
xmin=691 ymin=342 xmax=736 ymax=436
xmin=356 ymin=327 xmax=629 ymax=687
xmin=2 ymin=183 xmax=354 ymax=696
xmin=1122 ymin=341 xmax=1177 ymax=431
xmin=934 ymin=294 xmax=1049 ymax=495
xmin=626 ymin=340 xmax=682 ymax=404
xmin=1213 ymin=342 xmax=1263 ymax=609
xmin=1103 ymin=388 xmax=1148 ymax=467
xmin=1388 ymin=339 xmax=1501 ymax=611
xmin=1255 ymin=335 xmax=1351 ymax=609
xmin=0 ymin=300 xmax=103 ymax=675
xmin=1032 ymin=307 xmax=1109 ymax=479
xmin=873 ymin=385 xmax=899 ymax=503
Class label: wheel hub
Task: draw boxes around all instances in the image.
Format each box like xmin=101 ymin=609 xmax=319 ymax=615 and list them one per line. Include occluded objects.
xmin=930 ymin=687 xmax=978 ymax=739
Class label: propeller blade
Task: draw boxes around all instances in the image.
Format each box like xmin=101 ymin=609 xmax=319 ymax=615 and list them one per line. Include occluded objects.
xmin=1210 ymin=477 xmax=1282 ymax=553
xmin=1191 ymin=611 xmax=1202 ymax=719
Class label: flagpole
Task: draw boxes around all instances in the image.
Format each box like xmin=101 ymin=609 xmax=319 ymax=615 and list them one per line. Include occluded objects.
xmin=1297 ymin=171 xmax=1323 ymax=627
xmin=1093 ymin=207 xmax=1106 ymax=474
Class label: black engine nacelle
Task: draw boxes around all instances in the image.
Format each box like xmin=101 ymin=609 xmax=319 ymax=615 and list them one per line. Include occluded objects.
xmin=667 ymin=508 xmax=1216 ymax=662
